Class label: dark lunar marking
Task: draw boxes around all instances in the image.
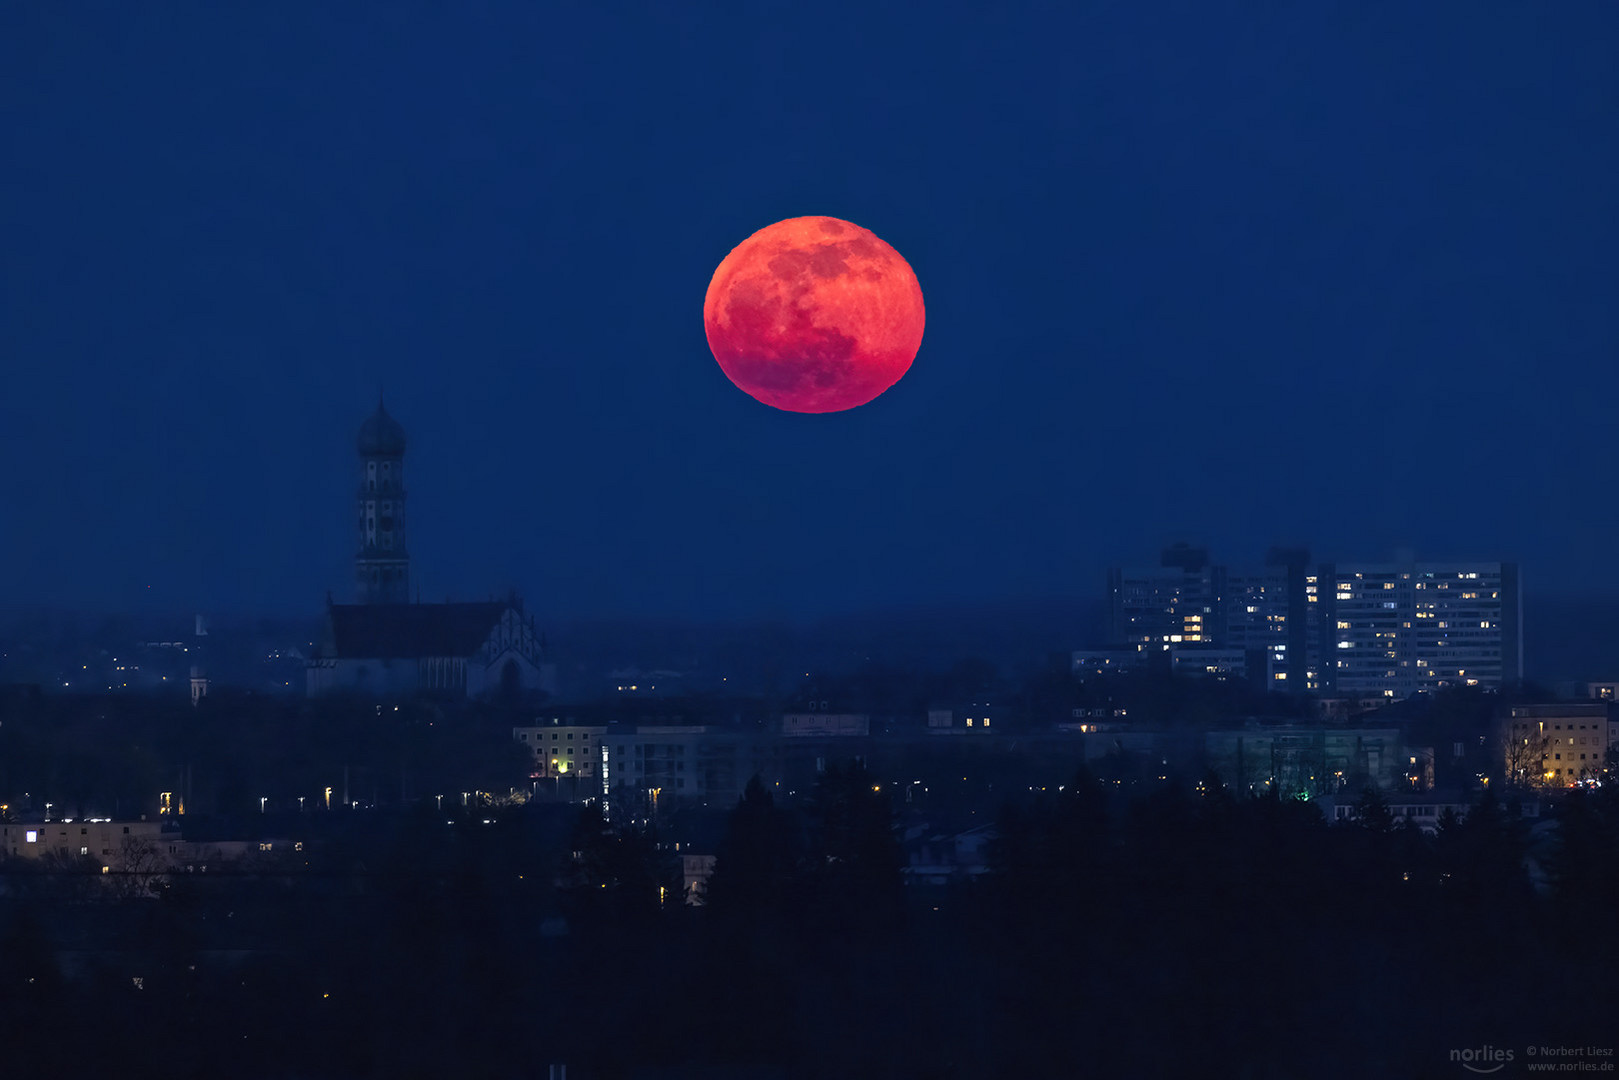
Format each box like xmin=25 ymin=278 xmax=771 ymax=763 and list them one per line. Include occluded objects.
xmin=808 ymin=326 xmax=858 ymax=362
xmin=863 ymin=269 xmax=882 ymax=282
xmin=809 ymin=246 xmax=849 ymax=279
xmin=768 ymin=249 xmax=813 ymax=281
xmin=738 ymin=353 xmax=810 ymax=394
xmin=725 ymin=279 xmax=780 ymax=334
xmin=818 ymin=219 xmax=846 ymax=235
xmin=734 ymin=325 xmax=857 ymax=397
xmin=846 ymin=238 xmax=876 ymax=258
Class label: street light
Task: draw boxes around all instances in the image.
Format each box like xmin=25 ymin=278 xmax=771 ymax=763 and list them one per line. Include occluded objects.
xmin=260 ymin=797 xmax=267 ymax=813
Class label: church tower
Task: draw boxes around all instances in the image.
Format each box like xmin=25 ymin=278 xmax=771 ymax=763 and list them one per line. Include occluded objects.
xmin=355 ymin=397 xmax=410 ymax=604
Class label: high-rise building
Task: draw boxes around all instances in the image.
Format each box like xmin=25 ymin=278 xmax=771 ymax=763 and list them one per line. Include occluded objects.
xmin=1107 ymin=544 xmax=1310 ymax=688
xmin=1224 ymin=547 xmax=1311 ymax=690
xmin=355 ymin=397 xmax=409 ymax=604
xmin=1107 ymin=543 xmax=1223 ymax=655
xmin=1101 ymin=547 xmax=1522 ymax=698
xmin=1317 ymin=561 xmax=1521 ymax=697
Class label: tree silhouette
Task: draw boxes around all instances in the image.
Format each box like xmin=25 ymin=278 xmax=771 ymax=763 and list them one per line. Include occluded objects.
xmin=802 ymin=761 xmax=903 ymax=933
xmin=703 ymin=776 xmax=800 ymax=922
xmin=1354 ymin=786 xmax=1396 ymax=834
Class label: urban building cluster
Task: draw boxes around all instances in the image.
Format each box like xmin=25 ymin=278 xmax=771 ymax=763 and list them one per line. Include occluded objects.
xmin=5 ymin=414 xmax=1615 ymax=910
xmin=0 ymin=817 xmax=302 ymax=881
xmin=1085 ymin=543 xmax=1522 ymax=698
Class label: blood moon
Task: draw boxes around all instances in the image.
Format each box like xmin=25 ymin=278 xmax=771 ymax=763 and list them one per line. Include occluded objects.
xmin=704 ymin=216 xmax=925 ymax=413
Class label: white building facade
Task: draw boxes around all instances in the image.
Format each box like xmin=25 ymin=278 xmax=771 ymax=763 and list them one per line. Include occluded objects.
xmin=1320 ymin=561 xmax=1522 ymax=697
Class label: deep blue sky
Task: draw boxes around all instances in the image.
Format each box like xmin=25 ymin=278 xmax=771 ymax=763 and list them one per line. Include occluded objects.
xmin=2 ymin=3 xmax=1614 ymax=622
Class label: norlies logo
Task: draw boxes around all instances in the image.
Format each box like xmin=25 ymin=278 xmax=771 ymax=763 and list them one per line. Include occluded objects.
xmin=1452 ymin=1046 xmax=1515 ymax=1074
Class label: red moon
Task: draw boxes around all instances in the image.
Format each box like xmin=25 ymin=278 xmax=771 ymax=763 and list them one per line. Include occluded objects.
xmin=704 ymin=216 xmax=925 ymax=413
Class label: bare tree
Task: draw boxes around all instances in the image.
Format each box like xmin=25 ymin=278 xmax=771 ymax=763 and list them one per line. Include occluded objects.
xmin=111 ymin=835 xmax=168 ymax=899
xmin=1502 ymin=728 xmax=1550 ymax=790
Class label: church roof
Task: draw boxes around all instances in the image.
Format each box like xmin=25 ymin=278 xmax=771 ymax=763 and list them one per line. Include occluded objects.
xmin=357 ymin=399 xmax=407 ymax=457
xmin=326 ymin=602 xmax=511 ymax=659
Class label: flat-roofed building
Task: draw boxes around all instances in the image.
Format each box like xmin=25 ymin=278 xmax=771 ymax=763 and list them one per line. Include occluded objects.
xmin=1501 ymin=703 xmax=1611 ymax=787
xmin=1204 ymin=725 xmax=1407 ymax=796
xmin=513 ymin=720 xmax=610 ymax=781
xmin=1107 ymin=543 xmax=1223 ymax=654
xmin=1318 ymin=560 xmax=1521 ymax=698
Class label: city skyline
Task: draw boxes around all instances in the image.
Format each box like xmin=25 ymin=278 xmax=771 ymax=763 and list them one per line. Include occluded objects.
xmin=3 ymin=4 xmax=1615 ymax=621
xmin=3 ymin=7 xmax=1615 ymax=1076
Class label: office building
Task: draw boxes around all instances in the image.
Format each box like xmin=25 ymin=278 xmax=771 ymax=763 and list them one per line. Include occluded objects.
xmin=1106 ymin=544 xmax=1310 ymax=689
xmin=1318 ymin=561 xmax=1521 ymax=697
xmin=1101 ymin=547 xmax=1523 ymax=698
xmin=1224 ymin=547 xmax=1311 ymax=690
xmin=1107 ymin=543 xmax=1222 ymax=654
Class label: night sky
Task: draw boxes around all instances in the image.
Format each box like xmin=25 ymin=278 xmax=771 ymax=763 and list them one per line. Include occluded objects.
xmin=3 ymin=3 xmax=1614 ymax=622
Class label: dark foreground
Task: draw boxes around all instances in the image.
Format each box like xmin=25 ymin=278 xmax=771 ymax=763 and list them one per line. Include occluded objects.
xmin=2 ymin=769 xmax=1615 ymax=1079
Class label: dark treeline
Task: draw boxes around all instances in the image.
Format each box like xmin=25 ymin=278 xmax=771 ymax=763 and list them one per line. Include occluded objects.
xmin=3 ymin=764 xmax=1617 ymax=1078
xmin=0 ymin=662 xmax=1369 ymax=820
xmin=0 ymin=691 xmax=532 ymax=819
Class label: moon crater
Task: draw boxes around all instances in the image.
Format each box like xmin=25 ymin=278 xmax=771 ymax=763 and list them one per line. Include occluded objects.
xmin=704 ymin=216 xmax=925 ymax=413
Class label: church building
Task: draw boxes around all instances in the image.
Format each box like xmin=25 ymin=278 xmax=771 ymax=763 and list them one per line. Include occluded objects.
xmin=306 ymin=400 xmax=553 ymax=701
